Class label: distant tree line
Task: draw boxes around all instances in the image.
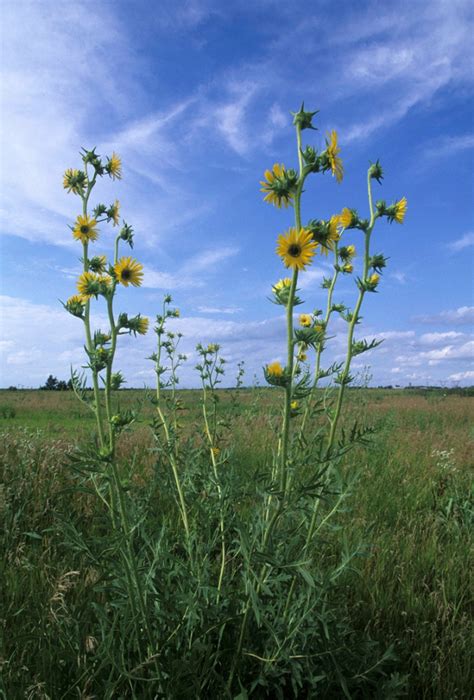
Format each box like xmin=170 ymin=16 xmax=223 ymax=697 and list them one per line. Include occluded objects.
xmin=40 ymin=375 xmax=73 ymax=391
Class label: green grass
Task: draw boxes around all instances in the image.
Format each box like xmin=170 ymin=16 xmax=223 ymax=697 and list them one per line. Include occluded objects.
xmin=1 ymin=388 xmax=472 ymax=698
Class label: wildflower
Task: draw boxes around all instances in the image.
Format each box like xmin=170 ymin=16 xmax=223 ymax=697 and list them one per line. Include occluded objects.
xmin=65 ymin=294 xmax=85 ymax=317
xmin=299 ymin=313 xmax=312 ymax=327
xmin=273 ymin=278 xmax=292 ymax=292
xmin=266 ymin=361 xmax=284 ymax=378
xmin=314 ymin=324 xmax=325 ymax=333
xmin=393 ymin=197 xmax=407 ymax=224
xmin=368 ymin=273 xmax=380 ymax=287
xmin=276 ymin=227 xmax=317 ymax=271
xmin=63 ymin=168 xmax=86 ymax=194
xmin=72 ymin=215 xmax=99 ymax=244
xmin=89 ymin=255 xmax=107 ymax=273
xmin=77 ymin=271 xmax=100 ymax=299
xmin=290 ymin=400 xmax=299 ymax=410
xmin=306 ymin=218 xmax=339 ymax=255
xmin=291 ymin=103 xmax=318 ymax=131
xmin=136 ymin=316 xmax=149 ymax=335
xmin=106 ymin=152 xmax=122 ymax=180
xmin=114 ymin=256 xmax=144 ymax=287
xmin=260 ymin=163 xmax=297 ymax=208
xmin=342 ymin=263 xmax=353 ymax=274
xmin=211 ymin=446 xmax=221 ymax=459
xmin=107 ymin=200 xmax=120 ymax=226
xmin=98 ymin=275 xmax=113 ymax=295
xmin=324 ymin=130 xmax=343 ymax=183
xmin=119 ymin=222 xmax=134 ymax=248
xmin=297 ymin=351 xmax=307 ymax=362
xmin=346 ymin=244 xmax=356 ymax=257
xmin=81 ymin=147 xmax=103 ymax=174
xmin=339 ymin=207 xmax=354 ymax=229
xmin=369 ymin=159 xmax=384 ymax=184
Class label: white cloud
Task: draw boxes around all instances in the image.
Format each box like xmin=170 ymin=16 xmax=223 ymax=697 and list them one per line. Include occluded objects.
xmin=448 ymin=370 xmax=474 ymax=382
xmin=197 ymin=306 xmax=242 ymax=314
xmin=419 ymin=331 xmax=465 ymax=345
xmin=448 ymin=231 xmax=474 ymax=252
xmin=423 ymin=134 xmax=474 ymax=161
xmin=414 ymin=306 xmax=474 ymax=325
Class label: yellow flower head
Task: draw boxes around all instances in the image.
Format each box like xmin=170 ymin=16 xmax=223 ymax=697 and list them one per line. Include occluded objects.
xmin=211 ymin=446 xmax=221 ymax=459
xmin=107 ymin=152 xmax=122 ymax=180
xmin=77 ymin=271 xmax=100 ymax=299
xmin=346 ymin=245 xmax=356 ymax=257
xmin=342 ymin=263 xmax=353 ymax=274
xmin=137 ymin=316 xmax=149 ymax=335
xmin=260 ymin=163 xmax=294 ymax=208
xmin=369 ymin=273 xmax=380 ymax=286
xmin=297 ymin=351 xmax=307 ymax=362
xmin=114 ymin=256 xmax=144 ymax=287
xmin=290 ymin=401 xmax=299 ymax=411
xmin=65 ymin=294 xmax=86 ymax=317
xmin=276 ymin=227 xmax=317 ymax=270
xmin=314 ymin=324 xmax=325 ymax=333
xmin=108 ymin=199 xmax=120 ymax=226
xmin=273 ymin=277 xmax=292 ymax=292
xmin=299 ymin=313 xmax=312 ymax=327
xmin=325 ymin=130 xmax=344 ymax=183
xmin=393 ymin=197 xmax=407 ymax=224
xmin=266 ymin=361 xmax=284 ymax=378
xmin=72 ymin=215 xmax=99 ymax=244
xmin=338 ymin=207 xmax=353 ymax=229
xmin=89 ymin=255 xmax=107 ymax=273
xmin=63 ymin=168 xmax=86 ymax=194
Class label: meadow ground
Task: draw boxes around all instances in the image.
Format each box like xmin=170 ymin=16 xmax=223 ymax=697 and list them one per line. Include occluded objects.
xmin=0 ymin=387 xmax=472 ymax=698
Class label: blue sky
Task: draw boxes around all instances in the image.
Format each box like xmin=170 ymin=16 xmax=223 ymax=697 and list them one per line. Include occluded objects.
xmin=0 ymin=0 xmax=473 ymax=388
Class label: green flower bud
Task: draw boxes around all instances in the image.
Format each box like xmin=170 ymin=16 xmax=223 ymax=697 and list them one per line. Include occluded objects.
xmin=291 ymin=102 xmax=319 ymax=130
xmin=368 ymin=159 xmax=384 ymax=184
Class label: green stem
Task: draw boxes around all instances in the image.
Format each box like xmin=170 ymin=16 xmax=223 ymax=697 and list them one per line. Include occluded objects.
xmin=80 ymin=171 xmax=105 ymax=448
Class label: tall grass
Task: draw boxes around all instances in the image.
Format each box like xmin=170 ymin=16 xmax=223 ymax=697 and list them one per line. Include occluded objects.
xmin=1 ymin=390 xmax=472 ymax=698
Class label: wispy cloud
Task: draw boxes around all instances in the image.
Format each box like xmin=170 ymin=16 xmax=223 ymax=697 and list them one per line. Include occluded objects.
xmin=414 ymin=306 xmax=474 ymax=325
xmin=448 ymin=231 xmax=474 ymax=252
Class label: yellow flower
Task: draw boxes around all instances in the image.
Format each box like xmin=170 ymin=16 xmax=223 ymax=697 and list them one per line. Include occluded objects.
xmin=63 ymin=168 xmax=85 ymax=194
xmin=260 ymin=163 xmax=294 ymax=208
xmin=314 ymin=324 xmax=325 ymax=333
xmin=107 ymin=152 xmax=122 ymax=180
xmin=325 ymin=130 xmax=344 ymax=183
xmin=273 ymin=277 xmax=292 ymax=291
xmin=393 ymin=197 xmax=407 ymax=224
xmin=290 ymin=401 xmax=298 ymax=411
xmin=267 ymin=361 xmax=284 ymax=378
xmin=299 ymin=313 xmax=312 ymax=327
xmin=108 ymin=199 xmax=120 ymax=226
xmin=369 ymin=273 xmax=380 ymax=286
xmin=72 ymin=215 xmax=99 ymax=244
xmin=276 ymin=227 xmax=317 ymax=271
xmin=346 ymin=245 xmax=356 ymax=257
xmin=343 ymin=264 xmax=353 ymax=273
xmin=338 ymin=207 xmax=353 ymax=229
xmin=77 ymin=271 xmax=99 ymax=299
xmin=114 ymin=257 xmax=144 ymax=287
xmin=65 ymin=294 xmax=86 ymax=317
xmin=89 ymin=255 xmax=107 ymax=273
xmin=297 ymin=352 xmax=307 ymax=362
xmin=211 ymin=446 xmax=220 ymax=459
xmin=137 ymin=316 xmax=149 ymax=335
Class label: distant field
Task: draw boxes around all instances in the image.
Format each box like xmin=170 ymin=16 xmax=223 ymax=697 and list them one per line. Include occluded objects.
xmin=1 ymin=387 xmax=473 ymax=697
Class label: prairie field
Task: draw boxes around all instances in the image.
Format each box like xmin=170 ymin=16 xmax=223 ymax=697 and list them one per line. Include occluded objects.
xmin=1 ymin=387 xmax=473 ymax=698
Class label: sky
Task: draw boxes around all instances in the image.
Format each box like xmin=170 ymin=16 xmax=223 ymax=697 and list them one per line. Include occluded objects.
xmin=0 ymin=0 xmax=473 ymax=389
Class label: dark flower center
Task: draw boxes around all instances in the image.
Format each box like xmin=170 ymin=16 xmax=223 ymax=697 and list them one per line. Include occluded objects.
xmin=80 ymin=225 xmax=90 ymax=234
xmin=121 ymin=269 xmax=131 ymax=280
xmin=288 ymin=244 xmax=301 ymax=257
